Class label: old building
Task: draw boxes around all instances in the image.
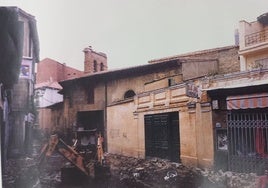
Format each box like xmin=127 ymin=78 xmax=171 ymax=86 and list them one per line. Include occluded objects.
xmin=36 ymin=58 xmax=84 ymax=83
xmin=0 ymin=6 xmax=24 ymax=168
xmin=206 ymin=13 xmax=268 ymax=174
xmin=35 ymin=58 xmax=84 ymax=132
xmin=0 ymin=7 xmax=39 ymax=167
xmin=239 ymin=12 xmax=268 ymax=71
xmin=83 ymin=46 xmax=108 ymax=74
xmin=36 ymin=47 xmax=107 ymax=136
xmin=7 ymin=7 xmax=40 ymax=157
xmin=59 ymin=45 xmax=239 ymax=169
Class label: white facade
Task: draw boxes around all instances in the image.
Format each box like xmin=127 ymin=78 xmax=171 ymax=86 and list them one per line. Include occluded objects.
xmin=35 ymin=87 xmax=63 ymax=108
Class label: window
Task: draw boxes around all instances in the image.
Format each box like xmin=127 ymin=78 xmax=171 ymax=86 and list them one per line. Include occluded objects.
xmin=87 ymin=85 xmax=95 ymax=104
xmin=100 ymin=63 xmax=104 ymax=71
xmin=255 ymin=57 xmax=268 ymax=69
xmin=93 ymin=60 xmax=97 ymax=72
xmin=124 ymin=90 xmax=135 ymax=99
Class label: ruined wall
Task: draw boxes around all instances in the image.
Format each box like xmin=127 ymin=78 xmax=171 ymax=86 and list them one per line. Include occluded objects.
xmin=38 ymin=108 xmax=52 ymax=131
xmin=61 ymin=81 xmax=106 ymax=131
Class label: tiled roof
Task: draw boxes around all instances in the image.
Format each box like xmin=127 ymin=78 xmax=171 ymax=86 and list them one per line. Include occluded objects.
xmin=148 ymin=45 xmax=238 ymax=64
xmin=35 ymin=81 xmax=62 ymax=90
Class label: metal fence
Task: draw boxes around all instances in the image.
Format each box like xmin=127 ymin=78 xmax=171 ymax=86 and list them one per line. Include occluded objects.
xmin=227 ymin=110 xmax=268 ymax=174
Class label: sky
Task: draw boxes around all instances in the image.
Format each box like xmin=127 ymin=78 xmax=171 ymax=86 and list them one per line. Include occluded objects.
xmin=1 ymin=0 xmax=268 ymax=71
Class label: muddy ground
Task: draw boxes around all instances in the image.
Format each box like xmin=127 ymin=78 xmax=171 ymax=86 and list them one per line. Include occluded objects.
xmin=2 ymin=139 xmax=259 ymax=188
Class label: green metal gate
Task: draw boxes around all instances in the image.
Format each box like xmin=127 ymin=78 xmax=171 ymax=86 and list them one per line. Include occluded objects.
xmin=144 ymin=112 xmax=180 ymax=162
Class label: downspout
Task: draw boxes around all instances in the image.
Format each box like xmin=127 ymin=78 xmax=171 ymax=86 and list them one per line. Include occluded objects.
xmin=104 ymin=80 xmax=108 ymax=152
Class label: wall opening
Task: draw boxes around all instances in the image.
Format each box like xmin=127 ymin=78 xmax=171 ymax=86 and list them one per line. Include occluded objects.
xmin=144 ymin=112 xmax=180 ymax=162
xmin=76 ymin=110 xmax=104 ymax=134
xmin=124 ymin=90 xmax=135 ymax=99
xmin=93 ymin=60 xmax=97 ymax=72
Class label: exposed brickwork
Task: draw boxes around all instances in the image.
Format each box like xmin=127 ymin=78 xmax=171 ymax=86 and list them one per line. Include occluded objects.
xmin=149 ymin=46 xmax=240 ymax=75
xmin=83 ymin=46 xmax=107 ymax=73
xmin=36 ymin=58 xmax=84 ymax=83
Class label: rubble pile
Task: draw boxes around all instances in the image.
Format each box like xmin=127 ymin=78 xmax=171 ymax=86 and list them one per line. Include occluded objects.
xmin=105 ymin=153 xmax=202 ymax=188
xmin=197 ymin=168 xmax=258 ymax=188
xmin=2 ymin=151 xmax=260 ymax=188
xmin=2 ymin=157 xmax=38 ymax=188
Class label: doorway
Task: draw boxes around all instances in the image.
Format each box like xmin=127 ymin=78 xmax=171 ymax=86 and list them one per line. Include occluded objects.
xmin=144 ymin=112 xmax=180 ymax=162
xmin=76 ymin=110 xmax=104 ymax=134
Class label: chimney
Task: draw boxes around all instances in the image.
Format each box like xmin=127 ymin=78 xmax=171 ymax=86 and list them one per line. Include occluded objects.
xmin=83 ymin=46 xmax=108 ymax=74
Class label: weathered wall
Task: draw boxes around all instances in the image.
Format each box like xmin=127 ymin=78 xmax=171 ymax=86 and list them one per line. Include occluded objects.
xmin=180 ymin=106 xmax=198 ymax=166
xmin=107 ymin=68 xmax=181 ymax=104
xmin=38 ymin=108 xmax=52 ymax=131
xmin=245 ymin=49 xmax=268 ymax=69
xmin=150 ymin=46 xmax=239 ymax=75
xmin=107 ymin=83 xmax=214 ymax=168
xmin=107 ymin=101 xmax=140 ymax=157
xmin=84 ymin=47 xmax=107 ymax=73
xmin=62 ymin=81 xmax=106 ymax=130
xmin=12 ymin=79 xmax=29 ymax=110
xmin=36 ymin=58 xmax=84 ymax=83
xmin=238 ymin=18 xmax=268 ymax=71
xmin=19 ymin=15 xmax=31 ymax=57
xmin=9 ymin=112 xmax=26 ymax=154
xmin=239 ymin=20 xmax=267 ymax=49
xmin=182 ymin=60 xmax=218 ymax=80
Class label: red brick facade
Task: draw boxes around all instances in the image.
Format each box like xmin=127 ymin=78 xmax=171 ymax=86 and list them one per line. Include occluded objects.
xmin=83 ymin=46 xmax=107 ymax=74
xmin=36 ymin=58 xmax=84 ymax=83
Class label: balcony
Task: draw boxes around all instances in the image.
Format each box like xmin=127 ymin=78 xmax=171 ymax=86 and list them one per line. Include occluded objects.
xmin=245 ymin=29 xmax=268 ymax=47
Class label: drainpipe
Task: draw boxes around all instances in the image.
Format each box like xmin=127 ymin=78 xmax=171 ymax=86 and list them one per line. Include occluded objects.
xmin=104 ymin=80 xmax=108 ymax=152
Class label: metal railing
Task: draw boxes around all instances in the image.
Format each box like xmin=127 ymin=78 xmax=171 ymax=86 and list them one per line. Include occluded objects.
xmin=245 ymin=29 xmax=268 ymax=47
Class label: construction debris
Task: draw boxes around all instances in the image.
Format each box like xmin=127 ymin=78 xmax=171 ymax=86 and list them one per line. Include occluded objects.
xmin=2 ymin=151 xmax=260 ymax=188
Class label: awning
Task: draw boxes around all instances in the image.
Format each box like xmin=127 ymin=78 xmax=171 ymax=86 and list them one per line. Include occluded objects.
xmin=227 ymin=93 xmax=268 ymax=110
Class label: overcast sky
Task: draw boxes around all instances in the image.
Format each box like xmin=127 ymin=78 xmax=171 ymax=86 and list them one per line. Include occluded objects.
xmin=1 ymin=0 xmax=268 ymax=71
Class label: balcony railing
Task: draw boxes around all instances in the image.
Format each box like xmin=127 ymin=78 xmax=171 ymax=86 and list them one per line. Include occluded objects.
xmin=245 ymin=29 xmax=268 ymax=47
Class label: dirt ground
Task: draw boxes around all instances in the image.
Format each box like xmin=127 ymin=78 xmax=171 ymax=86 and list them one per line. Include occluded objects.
xmin=2 ymin=139 xmax=259 ymax=188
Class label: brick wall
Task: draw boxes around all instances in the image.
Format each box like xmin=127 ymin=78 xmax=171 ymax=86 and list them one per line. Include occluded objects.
xmin=36 ymin=58 xmax=83 ymax=83
xmin=83 ymin=47 xmax=107 ymax=73
xmin=180 ymin=46 xmax=240 ymax=75
xmin=149 ymin=46 xmax=240 ymax=75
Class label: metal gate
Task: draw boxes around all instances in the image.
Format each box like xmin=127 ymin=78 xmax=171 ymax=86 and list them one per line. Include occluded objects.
xmin=144 ymin=112 xmax=180 ymax=162
xmin=227 ymin=110 xmax=268 ymax=173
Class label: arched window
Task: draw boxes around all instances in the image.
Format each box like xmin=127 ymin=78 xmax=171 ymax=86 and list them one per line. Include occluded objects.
xmin=93 ymin=60 xmax=97 ymax=72
xmin=100 ymin=62 xmax=104 ymax=71
xmin=124 ymin=90 xmax=136 ymax=99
